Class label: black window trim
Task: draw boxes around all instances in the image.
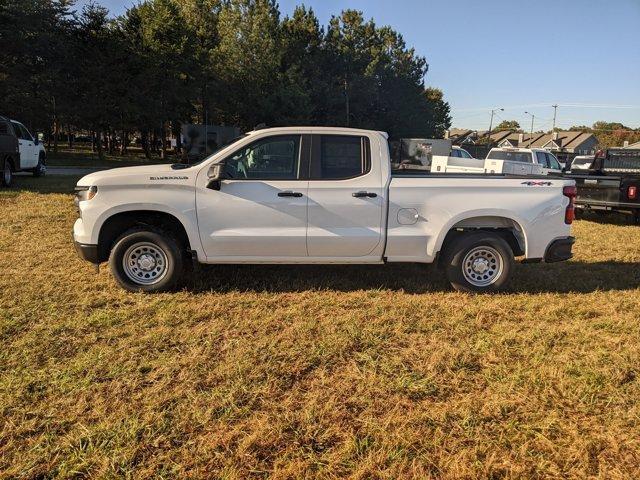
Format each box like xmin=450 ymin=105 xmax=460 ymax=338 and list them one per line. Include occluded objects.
xmin=309 ymin=134 xmax=372 ymax=181
xmin=220 ymin=134 xmax=309 ymax=181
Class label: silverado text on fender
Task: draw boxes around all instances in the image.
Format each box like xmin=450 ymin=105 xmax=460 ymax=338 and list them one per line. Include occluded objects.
xmin=73 ymin=127 xmax=576 ymax=293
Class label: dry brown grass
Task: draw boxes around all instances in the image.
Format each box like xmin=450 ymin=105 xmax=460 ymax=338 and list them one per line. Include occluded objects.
xmin=1 ymin=176 xmax=640 ymax=479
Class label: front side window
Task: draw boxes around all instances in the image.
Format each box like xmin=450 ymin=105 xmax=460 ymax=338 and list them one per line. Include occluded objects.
xmin=459 ymin=149 xmax=472 ymax=158
xmin=536 ymin=152 xmax=550 ymax=168
xmin=548 ymin=153 xmax=561 ymax=170
xmin=223 ymin=135 xmax=301 ymax=180
xmin=451 ymin=149 xmax=461 ymax=158
xmin=313 ymin=135 xmax=370 ymax=179
xmin=11 ymin=122 xmax=25 ymax=140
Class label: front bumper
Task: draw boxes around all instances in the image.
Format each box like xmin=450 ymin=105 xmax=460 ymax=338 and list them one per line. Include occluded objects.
xmin=74 ymin=238 xmax=100 ymax=264
xmin=544 ymin=236 xmax=575 ymax=263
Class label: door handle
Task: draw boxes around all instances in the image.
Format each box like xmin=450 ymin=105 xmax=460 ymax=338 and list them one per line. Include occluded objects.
xmin=277 ymin=191 xmax=303 ymax=197
xmin=352 ymin=191 xmax=377 ymax=198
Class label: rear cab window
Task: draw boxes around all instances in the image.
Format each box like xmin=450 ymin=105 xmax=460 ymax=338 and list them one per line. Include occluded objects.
xmin=310 ymin=135 xmax=371 ymax=179
xmin=488 ymin=150 xmax=533 ymax=163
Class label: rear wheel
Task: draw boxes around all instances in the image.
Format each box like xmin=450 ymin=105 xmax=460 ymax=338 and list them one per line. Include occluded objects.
xmin=109 ymin=227 xmax=183 ymax=292
xmin=1 ymin=158 xmax=12 ymax=187
xmin=442 ymin=232 xmax=514 ymax=293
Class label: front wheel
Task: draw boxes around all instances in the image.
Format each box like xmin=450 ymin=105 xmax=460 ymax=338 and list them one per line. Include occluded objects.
xmin=109 ymin=227 xmax=184 ymax=292
xmin=442 ymin=232 xmax=514 ymax=293
xmin=32 ymin=154 xmax=46 ymax=177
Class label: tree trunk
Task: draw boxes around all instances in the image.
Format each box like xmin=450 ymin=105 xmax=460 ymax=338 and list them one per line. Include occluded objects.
xmin=108 ymin=130 xmax=115 ymax=155
xmin=160 ymin=122 xmax=167 ymax=160
xmin=172 ymin=121 xmax=181 ymax=154
xmin=91 ymin=130 xmax=96 ymax=152
xmin=151 ymin=130 xmax=158 ymax=154
xmin=96 ymin=128 xmax=104 ymax=160
xmin=141 ymin=130 xmax=150 ymax=159
xmin=68 ymin=125 xmax=73 ymax=149
xmin=53 ymin=119 xmax=59 ymax=153
xmin=120 ymin=130 xmax=128 ymax=155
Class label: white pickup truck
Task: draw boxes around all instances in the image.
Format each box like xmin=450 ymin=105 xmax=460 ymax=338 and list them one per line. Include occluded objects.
xmin=73 ymin=127 xmax=576 ymax=293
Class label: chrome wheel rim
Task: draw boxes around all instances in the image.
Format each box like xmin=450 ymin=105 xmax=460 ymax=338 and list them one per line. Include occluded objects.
xmin=122 ymin=242 xmax=168 ymax=285
xmin=462 ymin=246 xmax=503 ymax=287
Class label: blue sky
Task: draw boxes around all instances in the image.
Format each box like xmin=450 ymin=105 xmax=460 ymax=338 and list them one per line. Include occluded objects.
xmin=79 ymin=0 xmax=640 ymax=131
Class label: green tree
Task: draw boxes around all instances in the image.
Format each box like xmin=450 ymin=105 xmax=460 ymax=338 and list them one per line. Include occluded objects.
xmin=494 ymin=120 xmax=521 ymax=131
xmin=423 ymin=87 xmax=451 ymax=138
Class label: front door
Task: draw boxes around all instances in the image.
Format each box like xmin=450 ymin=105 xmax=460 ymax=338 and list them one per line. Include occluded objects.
xmin=196 ymin=134 xmax=310 ymax=260
xmin=306 ymin=134 xmax=384 ymax=258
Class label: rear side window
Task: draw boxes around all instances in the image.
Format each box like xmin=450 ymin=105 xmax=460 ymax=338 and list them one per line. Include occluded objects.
xmin=0 ymin=122 xmax=8 ymax=135
xmin=311 ymin=135 xmax=371 ymax=179
xmin=11 ymin=122 xmax=24 ymax=139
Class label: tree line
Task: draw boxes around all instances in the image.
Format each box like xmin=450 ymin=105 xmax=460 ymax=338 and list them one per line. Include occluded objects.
xmin=0 ymin=0 xmax=452 ymax=159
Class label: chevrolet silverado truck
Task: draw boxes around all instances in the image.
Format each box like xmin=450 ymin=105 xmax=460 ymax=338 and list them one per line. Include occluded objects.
xmin=73 ymin=127 xmax=576 ymax=293
xmin=567 ymin=148 xmax=640 ymax=223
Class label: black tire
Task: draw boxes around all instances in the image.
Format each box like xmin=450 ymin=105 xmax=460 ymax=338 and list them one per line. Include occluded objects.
xmin=32 ymin=154 xmax=46 ymax=177
xmin=442 ymin=232 xmax=514 ymax=293
xmin=1 ymin=157 xmax=12 ymax=187
xmin=108 ymin=227 xmax=184 ymax=292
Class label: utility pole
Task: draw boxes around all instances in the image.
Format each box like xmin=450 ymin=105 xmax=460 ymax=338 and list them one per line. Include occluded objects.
xmin=552 ymin=104 xmax=558 ymax=131
xmin=524 ymin=111 xmax=535 ymax=147
xmin=488 ymin=107 xmax=504 ymax=146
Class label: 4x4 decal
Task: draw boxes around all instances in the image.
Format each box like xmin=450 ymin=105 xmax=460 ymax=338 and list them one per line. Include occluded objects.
xmin=521 ymin=181 xmax=552 ymax=186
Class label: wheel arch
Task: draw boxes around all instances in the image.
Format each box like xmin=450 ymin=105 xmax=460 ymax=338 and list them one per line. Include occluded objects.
xmin=96 ymin=209 xmax=193 ymax=263
xmin=434 ymin=212 xmax=528 ymax=260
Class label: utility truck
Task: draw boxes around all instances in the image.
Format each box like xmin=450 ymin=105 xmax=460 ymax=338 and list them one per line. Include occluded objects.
xmin=73 ymin=127 xmax=576 ymax=293
xmin=430 ymin=147 xmax=564 ymax=176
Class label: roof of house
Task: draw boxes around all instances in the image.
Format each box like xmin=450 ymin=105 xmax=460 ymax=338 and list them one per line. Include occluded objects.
xmin=623 ymin=140 xmax=640 ymax=149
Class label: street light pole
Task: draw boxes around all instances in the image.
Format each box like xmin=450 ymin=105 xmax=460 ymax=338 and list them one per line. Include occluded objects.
xmin=488 ymin=107 xmax=504 ymax=146
xmin=552 ymin=104 xmax=558 ymax=131
xmin=524 ymin=111 xmax=535 ymax=147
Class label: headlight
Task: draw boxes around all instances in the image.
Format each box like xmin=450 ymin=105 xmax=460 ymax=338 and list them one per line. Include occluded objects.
xmin=74 ymin=186 xmax=97 ymax=210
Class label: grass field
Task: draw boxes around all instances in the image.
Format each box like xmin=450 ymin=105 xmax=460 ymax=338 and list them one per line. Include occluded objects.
xmin=1 ymin=176 xmax=640 ymax=478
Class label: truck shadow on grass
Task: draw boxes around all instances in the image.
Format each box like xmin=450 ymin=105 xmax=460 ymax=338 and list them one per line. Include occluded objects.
xmin=188 ymin=260 xmax=640 ymax=294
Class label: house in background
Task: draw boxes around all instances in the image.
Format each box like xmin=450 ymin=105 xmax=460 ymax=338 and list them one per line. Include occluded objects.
xmin=445 ymin=128 xmax=598 ymax=162
xmin=622 ymin=140 xmax=640 ymax=149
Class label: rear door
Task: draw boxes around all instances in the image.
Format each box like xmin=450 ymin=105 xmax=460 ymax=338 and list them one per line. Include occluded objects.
xmin=306 ymin=133 xmax=384 ymax=259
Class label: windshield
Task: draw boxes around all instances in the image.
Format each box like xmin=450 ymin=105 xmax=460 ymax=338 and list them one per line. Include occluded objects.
xmin=487 ymin=150 xmax=532 ymax=163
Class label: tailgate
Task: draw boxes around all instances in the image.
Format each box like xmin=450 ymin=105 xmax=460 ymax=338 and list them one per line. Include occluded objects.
xmin=572 ymin=176 xmax=622 ymax=206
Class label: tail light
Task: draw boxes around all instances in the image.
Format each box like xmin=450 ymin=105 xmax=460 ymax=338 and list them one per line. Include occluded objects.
xmin=628 ymin=185 xmax=637 ymax=200
xmin=563 ymin=185 xmax=577 ymax=224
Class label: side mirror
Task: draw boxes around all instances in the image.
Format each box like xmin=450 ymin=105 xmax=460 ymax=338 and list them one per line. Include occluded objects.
xmin=33 ymin=136 xmax=39 ymax=145
xmin=206 ymin=162 xmax=225 ymax=190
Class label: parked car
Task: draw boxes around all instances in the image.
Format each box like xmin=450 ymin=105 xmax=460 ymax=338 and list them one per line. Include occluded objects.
xmin=0 ymin=116 xmax=20 ymax=187
xmin=9 ymin=119 xmax=46 ymax=177
xmin=486 ymin=147 xmax=564 ymax=175
xmin=567 ymin=148 xmax=640 ymax=223
xmin=73 ymin=127 xmax=576 ymax=293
